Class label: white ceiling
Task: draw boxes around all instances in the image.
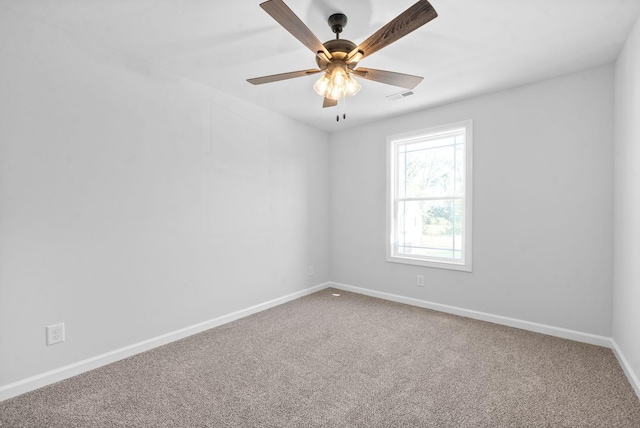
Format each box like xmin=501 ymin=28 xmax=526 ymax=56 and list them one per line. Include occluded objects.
xmin=4 ymin=0 xmax=640 ymax=132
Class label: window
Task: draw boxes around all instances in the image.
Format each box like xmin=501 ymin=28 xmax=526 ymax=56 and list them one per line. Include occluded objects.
xmin=387 ymin=120 xmax=472 ymax=271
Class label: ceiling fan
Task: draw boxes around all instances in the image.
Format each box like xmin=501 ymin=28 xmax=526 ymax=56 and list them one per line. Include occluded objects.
xmin=247 ymin=0 xmax=438 ymax=118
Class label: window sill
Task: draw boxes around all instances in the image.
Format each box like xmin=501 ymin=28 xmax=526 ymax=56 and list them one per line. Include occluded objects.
xmin=386 ymin=255 xmax=472 ymax=272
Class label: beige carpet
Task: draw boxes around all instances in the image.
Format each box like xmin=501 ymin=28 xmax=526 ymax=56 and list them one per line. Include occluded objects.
xmin=1 ymin=288 xmax=639 ymax=427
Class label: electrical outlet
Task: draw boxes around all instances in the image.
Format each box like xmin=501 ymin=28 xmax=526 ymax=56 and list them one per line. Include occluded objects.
xmin=308 ymin=265 xmax=314 ymax=276
xmin=46 ymin=323 xmax=65 ymax=346
xmin=417 ymin=275 xmax=424 ymax=287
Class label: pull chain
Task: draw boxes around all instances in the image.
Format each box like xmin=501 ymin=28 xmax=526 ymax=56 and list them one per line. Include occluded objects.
xmin=342 ymin=95 xmax=347 ymax=120
xmin=335 ymin=97 xmax=348 ymax=122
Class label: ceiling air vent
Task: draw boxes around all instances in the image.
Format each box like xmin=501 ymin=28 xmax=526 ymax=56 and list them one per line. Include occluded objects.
xmin=387 ymin=90 xmax=415 ymax=101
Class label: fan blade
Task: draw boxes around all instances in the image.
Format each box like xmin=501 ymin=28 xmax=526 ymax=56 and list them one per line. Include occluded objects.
xmin=247 ymin=69 xmax=322 ymax=85
xmin=323 ymin=97 xmax=338 ymax=108
xmin=353 ymin=68 xmax=423 ymax=89
xmin=260 ymin=0 xmax=332 ymax=60
xmin=347 ymin=0 xmax=437 ymax=62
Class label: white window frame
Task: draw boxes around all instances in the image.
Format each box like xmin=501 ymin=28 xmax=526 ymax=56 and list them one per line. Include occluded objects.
xmin=386 ymin=120 xmax=473 ymax=272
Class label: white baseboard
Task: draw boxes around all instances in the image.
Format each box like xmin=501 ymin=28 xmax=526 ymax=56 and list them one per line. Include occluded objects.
xmin=0 ymin=282 xmax=331 ymax=402
xmin=329 ymin=282 xmax=613 ymax=347
xmin=611 ymin=339 xmax=640 ymax=400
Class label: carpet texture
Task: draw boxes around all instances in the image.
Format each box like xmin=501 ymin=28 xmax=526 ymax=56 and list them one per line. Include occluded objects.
xmin=1 ymin=288 xmax=639 ymax=427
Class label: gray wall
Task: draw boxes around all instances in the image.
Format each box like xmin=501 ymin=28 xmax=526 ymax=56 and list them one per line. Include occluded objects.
xmin=614 ymin=14 xmax=640 ymax=391
xmin=329 ymin=66 xmax=614 ymax=336
xmin=0 ymin=9 xmax=330 ymax=387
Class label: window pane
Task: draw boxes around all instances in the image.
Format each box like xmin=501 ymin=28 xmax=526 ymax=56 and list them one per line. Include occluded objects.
xmin=397 ymin=149 xmax=407 ymax=199
xmin=398 ymin=139 xmax=461 ymax=199
xmin=396 ymin=200 xmax=423 ymax=254
xmin=396 ymin=199 xmax=462 ymax=260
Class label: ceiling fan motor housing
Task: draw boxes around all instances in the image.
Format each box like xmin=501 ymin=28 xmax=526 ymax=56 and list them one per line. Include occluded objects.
xmin=316 ymin=38 xmax=358 ymax=70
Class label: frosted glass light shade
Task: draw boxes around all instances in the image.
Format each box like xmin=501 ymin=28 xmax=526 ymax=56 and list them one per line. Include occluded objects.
xmin=313 ymin=66 xmax=361 ymax=100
